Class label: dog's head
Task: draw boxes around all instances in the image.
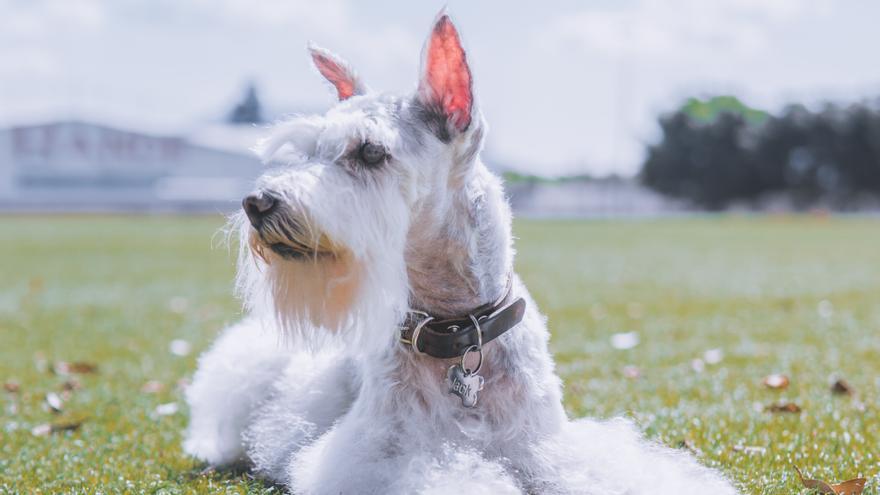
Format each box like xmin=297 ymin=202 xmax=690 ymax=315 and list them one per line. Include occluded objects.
xmin=235 ymin=13 xmax=488 ymax=349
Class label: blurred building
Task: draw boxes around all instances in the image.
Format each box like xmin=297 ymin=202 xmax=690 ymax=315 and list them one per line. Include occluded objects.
xmin=506 ymin=178 xmax=685 ymax=218
xmin=0 ymin=120 xmax=683 ymax=216
xmin=0 ymin=121 xmax=263 ymax=212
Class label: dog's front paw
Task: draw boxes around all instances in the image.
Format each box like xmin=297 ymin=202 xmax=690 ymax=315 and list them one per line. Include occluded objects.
xmin=183 ymin=427 xmax=245 ymax=466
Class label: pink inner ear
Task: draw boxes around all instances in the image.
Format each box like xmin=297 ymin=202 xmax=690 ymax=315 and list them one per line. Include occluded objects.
xmin=423 ymin=15 xmax=472 ymax=132
xmin=312 ymin=52 xmax=357 ymax=101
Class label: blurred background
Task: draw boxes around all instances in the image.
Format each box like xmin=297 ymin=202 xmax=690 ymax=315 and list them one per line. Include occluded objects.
xmin=3 ymin=0 xmax=880 ymax=215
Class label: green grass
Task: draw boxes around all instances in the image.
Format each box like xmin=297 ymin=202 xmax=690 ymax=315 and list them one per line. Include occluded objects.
xmin=2 ymin=215 xmax=880 ymax=494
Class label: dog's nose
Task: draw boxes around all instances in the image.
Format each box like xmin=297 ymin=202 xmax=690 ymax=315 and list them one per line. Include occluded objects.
xmin=243 ymin=191 xmax=277 ymax=227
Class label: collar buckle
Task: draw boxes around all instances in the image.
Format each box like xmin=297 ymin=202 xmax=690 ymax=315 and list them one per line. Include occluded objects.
xmin=399 ymin=310 xmax=434 ymax=355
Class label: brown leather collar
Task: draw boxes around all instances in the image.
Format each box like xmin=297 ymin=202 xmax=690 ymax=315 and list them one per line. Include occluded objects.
xmin=400 ymin=284 xmax=526 ymax=359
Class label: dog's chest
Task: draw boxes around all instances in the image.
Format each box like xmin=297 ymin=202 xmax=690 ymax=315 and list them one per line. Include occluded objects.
xmin=388 ymin=348 xmax=521 ymax=427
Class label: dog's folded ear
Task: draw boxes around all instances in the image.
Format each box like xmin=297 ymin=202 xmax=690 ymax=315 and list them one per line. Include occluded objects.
xmin=417 ymin=13 xmax=474 ymax=137
xmin=309 ymin=44 xmax=367 ymax=101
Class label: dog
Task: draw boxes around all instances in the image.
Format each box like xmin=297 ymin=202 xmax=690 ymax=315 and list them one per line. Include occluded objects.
xmin=184 ymin=12 xmax=740 ymax=495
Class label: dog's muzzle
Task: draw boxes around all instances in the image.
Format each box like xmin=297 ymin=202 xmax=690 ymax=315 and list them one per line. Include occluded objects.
xmin=243 ymin=189 xmax=336 ymax=261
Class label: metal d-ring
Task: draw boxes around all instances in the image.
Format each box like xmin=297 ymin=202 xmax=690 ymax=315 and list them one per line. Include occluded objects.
xmin=410 ymin=315 xmax=433 ymax=355
xmin=468 ymin=314 xmax=484 ymax=349
xmin=461 ymin=314 xmax=484 ymax=374
xmin=460 ymin=344 xmax=483 ymax=375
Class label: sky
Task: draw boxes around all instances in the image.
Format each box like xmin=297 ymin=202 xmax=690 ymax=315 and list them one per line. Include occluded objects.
xmin=2 ymin=0 xmax=880 ymax=176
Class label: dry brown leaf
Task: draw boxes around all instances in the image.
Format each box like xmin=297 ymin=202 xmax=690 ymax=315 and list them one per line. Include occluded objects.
xmin=28 ymin=277 xmax=44 ymax=293
xmin=3 ymin=381 xmax=20 ymax=393
xmin=766 ymin=402 xmax=801 ymax=413
xmin=677 ymin=439 xmax=702 ymax=456
xmin=60 ymin=378 xmax=82 ymax=392
xmin=50 ymin=419 xmax=85 ymax=433
xmin=831 ymin=378 xmax=854 ymax=396
xmin=762 ymin=374 xmax=790 ymax=390
xmin=794 ymin=466 xmax=866 ymax=495
xmin=31 ymin=418 xmax=86 ymax=437
xmin=53 ymin=361 xmax=99 ymax=375
xmin=831 ymin=478 xmax=869 ymax=495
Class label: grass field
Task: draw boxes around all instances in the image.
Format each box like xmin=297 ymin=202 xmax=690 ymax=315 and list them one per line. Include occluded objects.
xmin=2 ymin=215 xmax=880 ymax=494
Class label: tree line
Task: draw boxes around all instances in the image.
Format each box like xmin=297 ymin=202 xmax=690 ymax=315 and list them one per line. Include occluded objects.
xmin=640 ymin=96 xmax=880 ymax=210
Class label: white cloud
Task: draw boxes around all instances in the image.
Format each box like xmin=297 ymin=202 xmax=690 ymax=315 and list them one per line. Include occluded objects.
xmin=509 ymin=0 xmax=850 ymax=175
xmin=0 ymin=48 xmax=57 ymax=78
xmin=538 ymin=0 xmax=828 ymax=61
xmin=0 ymin=0 xmax=106 ymax=80
xmin=1 ymin=0 xmax=106 ymax=37
xmin=0 ymin=1 xmax=105 ymax=86
xmin=0 ymin=0 xmax=421 ymax=123
xmin=189 ymin=0 xmax=349 ymax=32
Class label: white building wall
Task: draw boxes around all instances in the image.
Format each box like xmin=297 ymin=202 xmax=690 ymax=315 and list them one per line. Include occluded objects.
xmin=0 ymin=121 xmax=263 ymax=212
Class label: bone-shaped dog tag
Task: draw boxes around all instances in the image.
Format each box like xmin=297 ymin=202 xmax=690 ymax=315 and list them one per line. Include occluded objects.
xmin=447 ymin=364 xmax=484 ymax=408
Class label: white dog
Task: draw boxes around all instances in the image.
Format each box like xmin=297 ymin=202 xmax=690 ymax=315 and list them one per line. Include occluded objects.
xmin=184 ymin=13 xmax=739 ymax=495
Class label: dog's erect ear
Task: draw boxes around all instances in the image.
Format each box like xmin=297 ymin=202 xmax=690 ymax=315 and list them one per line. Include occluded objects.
xmin=309 ymin=44 xmax=366 ymax=101
xmin=417 ymin=13 xmax=473 ymax=135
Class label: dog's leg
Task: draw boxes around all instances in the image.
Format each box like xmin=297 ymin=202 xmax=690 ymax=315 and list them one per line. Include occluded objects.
xmin=524 ymin=417 xmax=739 ymax=495
xmin=183 ymin=317 xmax=291 ymax=466
xmin=287 ymin=421 xmax=524 ymax=495
xmin=243 ymin=351 xmax=360 ymax=486
xmin=398 ymin=450 xmax=523 ymax=495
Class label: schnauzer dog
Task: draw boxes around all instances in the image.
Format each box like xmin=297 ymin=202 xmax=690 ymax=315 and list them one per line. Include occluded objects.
xmin=184 ymin=13 xmax=739 ymax=495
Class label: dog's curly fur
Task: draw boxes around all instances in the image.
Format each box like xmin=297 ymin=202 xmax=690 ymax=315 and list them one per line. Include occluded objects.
xmin=184 ymin=12 xmax=740 ymax=495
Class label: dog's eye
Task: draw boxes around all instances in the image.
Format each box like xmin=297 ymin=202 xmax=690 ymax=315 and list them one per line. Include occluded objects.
xmin=359 ymin=142 xmax=386 ymax=167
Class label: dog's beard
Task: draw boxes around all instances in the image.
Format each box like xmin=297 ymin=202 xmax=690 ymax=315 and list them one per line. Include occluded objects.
xmin=262 ymin=248 xmax=362 ymax=342
xmin=231 ymin=211 xmax=365 ymax=348
xmin=231 ymin=214 xmax=405 ymax=349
